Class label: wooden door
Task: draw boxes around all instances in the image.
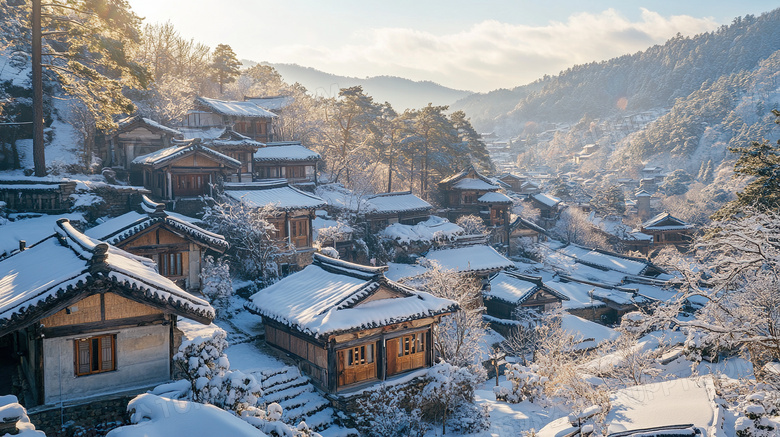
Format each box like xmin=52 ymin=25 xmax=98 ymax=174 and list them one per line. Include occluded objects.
xmin=173 ymin=174 xmax=207 ymax=197
xmin=386 ymin=338 xmax=399 ymax=376
xmin=337 ymin=343 xmax=377 ymax=387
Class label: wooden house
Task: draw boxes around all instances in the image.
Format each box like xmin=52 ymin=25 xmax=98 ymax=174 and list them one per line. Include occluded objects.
xmin=131 ymin=140 xmax=241 ymax=200
xmin=529 ymin=193 xmax=562 ymax=229
xmin=640 ymin=212 xmax=694 ymax=249
xmin=498 ymin=173 xmax=540 ymax=195
xmin=105 ymin=115 xmax=182 ymax=170
xmin=253 ymin=142 xmax=321 ymax=187
xmin=183 ymin=96 xmax=277 ymax=143
xmin=438 ymin=166 xmax=514 ymax=245
xmin=222 ymin=181 xmax=326 ymax=270
xmin=177 ymin=127 xmax=263 ymax=183
xmin=363 ymin=191 xmax=433 ymax=233
xmin=85 ymin=196 xmax=229 ymax=291
xmin=508 ymin=216 xmax=548 ymax=256
xmin=0 ymin=219 xmax=214 ymax=406
xmin=484 ymin=271 xmax=568 ymax=320
xmin=245 ymin=254 xmax=457 ymax=393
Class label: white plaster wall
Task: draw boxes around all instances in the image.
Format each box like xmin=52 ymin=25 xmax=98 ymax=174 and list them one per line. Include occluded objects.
xmin=43 ymin=324 xmax=170 ymax=404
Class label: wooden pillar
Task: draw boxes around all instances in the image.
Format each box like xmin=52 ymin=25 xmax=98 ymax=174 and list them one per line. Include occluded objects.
xmin=327 ymin=340 xmax=337 ymax=392
xmin=378 ymin=335 xmax=386 ymax=381
xmin=166 ymin=172 xmax=173 ymax=200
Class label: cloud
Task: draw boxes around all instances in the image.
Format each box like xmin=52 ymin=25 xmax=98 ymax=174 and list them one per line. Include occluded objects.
xmin=265 ymin=8 xmax=718 ymax=92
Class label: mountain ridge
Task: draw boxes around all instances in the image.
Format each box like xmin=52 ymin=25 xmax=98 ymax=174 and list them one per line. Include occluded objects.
xmin=241 ymin=60 xmax=473 ymax=111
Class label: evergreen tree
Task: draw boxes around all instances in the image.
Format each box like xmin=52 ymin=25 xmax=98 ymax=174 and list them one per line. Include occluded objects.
xmin=714 ymin=110 xmax=780 ymax=219
xmin=13 ymin=0 xmax=150 ymax=175
xmin=210 ymin=43 xmax=241 ymax=95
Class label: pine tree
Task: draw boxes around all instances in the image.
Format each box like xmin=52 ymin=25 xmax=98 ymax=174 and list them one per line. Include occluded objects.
xmin=19 ymin=0 xmax=150 ymax=175
xmin=210 ymin=43 xmax=241 ymax=95
xmin=714 ymin=110 xmax=780 ymax=219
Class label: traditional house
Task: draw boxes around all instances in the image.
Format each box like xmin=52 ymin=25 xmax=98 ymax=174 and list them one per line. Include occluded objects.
xmin=85 ymin=196 xmax=229 ymax=291
xmin=439 ymin=165 xmax=501 ymax=217
xmin=0 ymin=219 xmax=214 ymax=406
xmin=131 ymin=140 xmax=241 ymax=200
xmin=105 ymin=115 xmax=182 ymax=169
xmin=438 ymin=166 xmax=514 ymax=245
xmin=183 ymin=96 xmax=277 ymax=143
xmin=640 ymin=212 xmax=694 ymax=249
xmin=484 ymin=272 xmax=568 ymax=320
xmin=245 ymin=254 xmax=457 ymax=393
xmin=529 ymin=193 xmax=562 ymax=229
xmin=176 ymin=127 xmax=263 ymax=183
xmin=499 ymin=173 xmax=539 ymax=196
xmin=223 ymin=181 xmax=326 ymax=271
xmin=508 ymin=216 xmax=548 ymax=256
xmin=363 ymin=191 xmax=433 ymax=233
xmin=253 ymin=142 xmax=321 ymax=187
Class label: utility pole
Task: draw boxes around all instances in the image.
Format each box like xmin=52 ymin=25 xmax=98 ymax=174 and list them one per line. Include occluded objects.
xmin=32 ymin=0 xmax=46 ymax=176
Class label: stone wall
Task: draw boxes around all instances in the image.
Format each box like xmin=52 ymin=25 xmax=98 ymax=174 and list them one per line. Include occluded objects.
xmin=28 ymin=394 xmax=133 ymax=437
xmin=79 ymin=186 xmax=150 ymax=221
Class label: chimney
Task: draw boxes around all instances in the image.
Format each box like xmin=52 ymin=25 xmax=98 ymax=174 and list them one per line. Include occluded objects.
xmin=18 ymin=240 xmax=26 ymax=252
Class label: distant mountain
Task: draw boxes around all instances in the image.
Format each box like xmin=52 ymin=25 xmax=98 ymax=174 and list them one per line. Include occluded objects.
xmin=452 ymin=9 xmax=780 ymax=139
xmin=242 ymin=61 xmax=473 ymax=111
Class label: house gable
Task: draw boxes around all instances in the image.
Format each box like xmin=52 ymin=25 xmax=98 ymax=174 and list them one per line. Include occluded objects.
xmin=354 ymin=286 xmax=406 ymax=306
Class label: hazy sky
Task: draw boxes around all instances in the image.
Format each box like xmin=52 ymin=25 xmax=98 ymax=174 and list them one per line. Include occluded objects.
xmin=127 ymin=1 xmax=777 ymax=93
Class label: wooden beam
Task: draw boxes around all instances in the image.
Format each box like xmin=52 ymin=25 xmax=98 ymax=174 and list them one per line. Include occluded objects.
xmin=41 ymin=314 xmax=167 ymax=338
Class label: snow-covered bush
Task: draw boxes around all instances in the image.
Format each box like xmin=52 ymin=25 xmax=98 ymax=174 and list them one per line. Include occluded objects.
xmin=419 ymin=363 xmax=489 ymax=434
xmin=455 ymin=214 xmax=488 ymax=236
xmin=494 ymin=363 xmax=548 ymax=403
xmin=735 ymin=389 xmax=780 ymax=437
xmin=353 ymin=384 xmax=429 ymax=437
xmin=200 ymin=255 xmax=233 ymax=311
xmin=174 ymin=327 xmax=230 ymax=386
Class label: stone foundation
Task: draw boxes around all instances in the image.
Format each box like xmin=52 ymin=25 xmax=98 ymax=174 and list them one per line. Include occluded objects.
xmin=28 ymin=393 xmax=135 ymax=437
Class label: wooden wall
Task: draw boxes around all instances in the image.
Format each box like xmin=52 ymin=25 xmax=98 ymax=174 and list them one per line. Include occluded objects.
xmin=41 ymin=292 xmax=163 ymax=331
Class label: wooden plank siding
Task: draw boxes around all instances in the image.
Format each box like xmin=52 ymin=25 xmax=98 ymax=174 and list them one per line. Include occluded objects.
xmin=40 ymin=292 xmax=165 ymax=335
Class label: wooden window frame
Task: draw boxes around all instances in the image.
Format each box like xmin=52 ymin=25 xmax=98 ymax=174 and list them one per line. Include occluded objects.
xmin=397 ymin=332 xmax=425 ymax=357
xmin=159 ymin=252 xmax=183 ymax=277
xmin=74 ymin=334 xmax=116 ymax=376
xmin=345 ymin=344 xmax=374 ymax=367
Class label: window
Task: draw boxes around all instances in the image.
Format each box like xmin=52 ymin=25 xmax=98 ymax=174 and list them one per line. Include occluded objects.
xmin=398 ymin=333 xmax=425 ymax=357
xmin=159 ymin=252 xmax=183 ymax=277
xmin=75 ymin=335 xmax=115 ymax=376
xmin=345 ymin=344 xmax=374 ymax=367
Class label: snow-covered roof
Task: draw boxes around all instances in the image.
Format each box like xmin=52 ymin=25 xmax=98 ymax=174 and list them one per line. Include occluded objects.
xmin=642 ymin=212 xmax=693 ymax=230
xmin=366 ymin=191 xmax=432 ymax=214
xmin=0 ymin=213 xmax=85 ymax=259
xmin=424 ymin=244 xmax=513 ymax=274
xmin=0 ymin=219 xmax=214 ymax=336
xmin=114 ymin=115 xmax=182 ymax=137
xmin=208 ymin=130 xmax=264 ymax=149
xmin=439 ymin=165 xmax=500 ymax=191
xmin=635 ymin=189 xmax=651 ymax=197
xmin=253 ymin=143 xmax=321 ymax=162
xmin=555 ymin=245 xmax=653 ymax=277
xmin=452 ymin=178 xmax=499 ymax=191
xmin=315 ymin=184 xmax=371 ymax=212
xmin=243 ymin=95 xmax=293 ymax=111
xmin=179 ymin=127 xmax=228 ymax=141
xmin=246 ymin=254 xmax=458 ymax=339
xmin=477 ymin=192 xmax=513 ymax=204
xmin=531 ymin=193 xmax=561 ymax=208
xmin=380 ymin=216 xmax=463 ymax=244
xmin=485 ymin=271 xmax=568 ymax=305
xmin=132 ymin=141 xmax=241 ymax=169
xmin=539 ymin=377 xmax=718 ymax=437
xmin=223 ymin=180 xmax=326 ymax=211
xmin=85 ymin=196 xmax=228 ymax=251
xmin=195 ymin=96 xmax=278 ymax=119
